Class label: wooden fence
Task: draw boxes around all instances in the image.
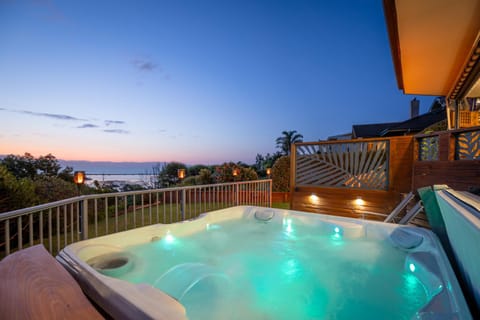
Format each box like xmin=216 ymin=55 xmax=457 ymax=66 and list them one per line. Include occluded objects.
xmin=290 ymin=136 xmax=414 ymax=219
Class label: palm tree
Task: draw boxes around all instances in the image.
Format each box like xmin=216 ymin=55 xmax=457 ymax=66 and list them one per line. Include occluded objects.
xmin=276 ymin=130 xmax=303 ymax=155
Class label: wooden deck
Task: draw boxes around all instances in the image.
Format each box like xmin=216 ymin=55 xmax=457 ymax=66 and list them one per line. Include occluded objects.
xmin=0 ymin=245 xmax=104 ymax=319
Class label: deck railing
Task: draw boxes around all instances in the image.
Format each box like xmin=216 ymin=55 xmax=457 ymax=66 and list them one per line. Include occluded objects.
xmin=0 ymin=180 xmax=272 ymax=258
xmin=413 ymin=127 xmax=480 ymax=191
xmin=416 ymin=126 xmax=480 ymax=161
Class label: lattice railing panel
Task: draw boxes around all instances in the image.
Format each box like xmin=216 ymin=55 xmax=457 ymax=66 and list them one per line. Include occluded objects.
xmin=295 ymin=141 xmax=389 ymax=190
xmin=418 ymin=136 xmax=439 ymax=161
xmin=456 ymin=130 xmax=480 ymax=160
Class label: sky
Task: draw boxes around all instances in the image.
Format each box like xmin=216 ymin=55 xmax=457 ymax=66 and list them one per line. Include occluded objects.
xmin=0 ymin=0 xmax=434 ymax=165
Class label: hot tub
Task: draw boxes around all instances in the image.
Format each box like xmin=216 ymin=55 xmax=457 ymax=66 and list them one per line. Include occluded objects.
xmin=57 ymin=206 xmax=471 ymax=319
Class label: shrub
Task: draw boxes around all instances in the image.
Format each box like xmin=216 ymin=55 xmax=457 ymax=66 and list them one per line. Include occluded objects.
xmin=272 ymin=156 xmax=290 ymax=192
xmin=0 ymin=165 xmax=37 ymax=212
xmin=196 ymin=168 xmax=213 ymax=185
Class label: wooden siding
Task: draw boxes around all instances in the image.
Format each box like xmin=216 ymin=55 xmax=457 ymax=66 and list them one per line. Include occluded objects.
xmin=290 ymin=136 xmax=414 ymax=220
xmin=291 ymin=186 xmax=402 ymax=221
xmin=413 ymin=128 xmax=480 ymax=191
xmin=388 ymin=136 xmax=415 ymax=193
xmin=272 ymin=192 xmax=290 ymax=203
xmin=413 ymin=160 xmax=480 ymax=191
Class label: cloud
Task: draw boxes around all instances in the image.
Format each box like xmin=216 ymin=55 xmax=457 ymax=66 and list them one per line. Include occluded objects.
xmin=104 ymin=129 xmax=130 ymax=134
xmin=77 ymin=123 xmax=98 ymax=129
xmin=1 ymin=107 xmax=85 ymax=121
xmin=132 ymin=59 xmax=157 ymax=72
xmin=105 ymin=120 xmax=125 ymax=126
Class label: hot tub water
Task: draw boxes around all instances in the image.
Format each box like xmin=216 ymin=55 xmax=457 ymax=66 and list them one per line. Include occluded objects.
xmin=100 ymin=216 xmax=427 ymax=319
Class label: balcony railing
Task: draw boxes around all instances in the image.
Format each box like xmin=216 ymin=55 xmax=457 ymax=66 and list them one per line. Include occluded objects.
xmin=415 ymin=126 xmax=480 ymax=161
xmin=0 ymin=180 xmax=272 ymax=258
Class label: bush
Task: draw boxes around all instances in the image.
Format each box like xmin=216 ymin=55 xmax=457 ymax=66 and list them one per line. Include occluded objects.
xmin=196 ymin=168 xmax=213 ymax=185
xmin=182 ymin=176 xmax=197 ymax=186
xmin=0 ymin=165 xmax=37 ymax=212
xmin=272 ymin=156 xmax=290 ymax=192
xmin=33 ymin=176 xmax=78 ymax=204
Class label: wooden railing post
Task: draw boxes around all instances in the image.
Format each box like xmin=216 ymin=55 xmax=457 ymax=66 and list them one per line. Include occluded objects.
xmin=438 ymin=131 xmax=455 ymax=161
xmin=80 ymin=198 xmax=88 ymax=240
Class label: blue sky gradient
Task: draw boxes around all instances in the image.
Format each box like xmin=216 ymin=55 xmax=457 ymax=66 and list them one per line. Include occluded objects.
xmin=0 ymin=0 xmax=434 ymax=164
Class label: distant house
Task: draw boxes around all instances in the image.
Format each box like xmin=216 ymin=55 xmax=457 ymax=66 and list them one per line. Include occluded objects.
xmin=327 ymin=132 xmax=353 ymax=141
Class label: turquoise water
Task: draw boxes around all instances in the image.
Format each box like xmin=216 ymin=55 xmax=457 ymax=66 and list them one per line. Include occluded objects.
xmin=108 ymin=218 xmax=428 ymax=319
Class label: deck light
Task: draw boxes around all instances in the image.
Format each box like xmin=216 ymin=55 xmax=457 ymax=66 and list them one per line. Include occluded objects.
xmin=73 ymin=171 xmax=86 ymax=185
xmin=309 ymin=193 xmax=320 ymax=204
xmin=177 ymin=168 xmax=186 ymax=180
xmin=266 ymin=168 xmax=271 ymax=177
xmin=354 ymin=197 xmax=365 ymax=206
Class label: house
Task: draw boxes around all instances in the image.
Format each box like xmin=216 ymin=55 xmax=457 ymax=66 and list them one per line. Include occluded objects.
xmin=352 ymin=98 xmax=446 ymax=138
xmin=383 ymin=0 xmax=480 ymax=128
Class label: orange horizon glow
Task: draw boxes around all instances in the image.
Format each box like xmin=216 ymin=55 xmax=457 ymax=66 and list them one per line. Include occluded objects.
xmin=0 ymin=144 xmax=252 ymax=165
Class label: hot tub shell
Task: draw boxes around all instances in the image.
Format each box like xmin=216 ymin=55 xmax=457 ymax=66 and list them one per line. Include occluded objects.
xmin=57 ymin=206 xmax=472 ymax=319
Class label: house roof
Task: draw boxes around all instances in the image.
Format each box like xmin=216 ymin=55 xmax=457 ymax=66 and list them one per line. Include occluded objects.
xmin=383 ymin=0 xmax=480 ymax=98
xmin=380 ymin=109 xmax=446 ymax=136
xmin=352 ymin=122 xmax=401 ymax=138
xmin=352 ymin=108 xmax=446 ymax=138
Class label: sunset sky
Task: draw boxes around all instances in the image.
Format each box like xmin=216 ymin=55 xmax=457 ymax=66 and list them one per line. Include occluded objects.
xmin=0 ymin=0 xmax=433 ymax=164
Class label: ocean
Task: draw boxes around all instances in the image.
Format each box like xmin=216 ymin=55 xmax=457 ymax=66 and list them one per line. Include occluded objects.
xmin=60 ymin=160 xmax=161 ymax=187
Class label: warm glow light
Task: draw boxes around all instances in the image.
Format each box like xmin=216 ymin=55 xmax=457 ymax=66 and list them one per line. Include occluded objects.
xmin=177 ymin=168 xmax=186 ymax=179
xmin=354 ymin=197 xmax=365 ymax=206
xmin=309 ymin=193 xmax=320 ymax=204
xmin=73 ymin=171 xmax=85 ymax=185
xmin=266 ymin=168 xmax=272 ymax=176
xmin=232 ymin=168 xmax=240 ymax=177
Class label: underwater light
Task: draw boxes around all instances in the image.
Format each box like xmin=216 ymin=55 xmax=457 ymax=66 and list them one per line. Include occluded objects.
xmin=331 ymin=226 xmax=343 ymax=240
xmin=165 ymin=231 xmax=175 ymax=243
xmin=409 ymin=263 xmax=416 ymax=273
xmin=283 ymin=218 xmax=293 ymax=233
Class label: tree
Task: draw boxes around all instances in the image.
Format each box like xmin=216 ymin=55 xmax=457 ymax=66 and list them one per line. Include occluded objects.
xmin=187 ymin=164 xmax=210 ymax=176
xmin=276 ymin=130 xmax=303 ymax=155
xmin=57 ymin=166 xmax=75 ymax=183
xmin=254 ymin=152 xmax=282 ymax=177
xmin=215 ymin=162 xmax=258 ymax=183
xmin=0 ymin=165 xmax=37 ymax=212
xmin=197 ymin=168 xmax=213 ymax=185
xmin=1 ymin=153 xmax=63 ymax=179
xmin=1 ymin=153 xmax=37 ymax=179
xmin=34 ymin=176 xmax=78 ymax=204
xmin=156 ymin=162 xmax=188 ymax=187
xmin=36 ymin=154 xmax=61 ymax=176
xmin=272 ymin=156 xmax=290 ymax=192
